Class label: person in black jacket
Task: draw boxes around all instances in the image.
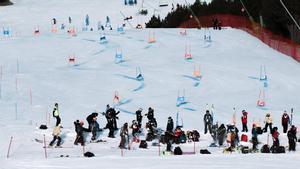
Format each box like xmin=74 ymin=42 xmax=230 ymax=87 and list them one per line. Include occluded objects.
xmin=287 ymin=125 xmax=297 ymax=151
xmin=145 ymin=107 xmax=154 ymax=121
xmin=111 ymin=109 xmax=120 ymax=130
xmin=166 ymin=117 xmax=174 ymax=133
xmin=252 ymin=124 xmax=258 ymax=151
xmin=74 ymin=120 xmax=85 ymax=146
xmin=86 ymin=112 xmax=100 ymax=141
xmin=203 ymin=110 xmax=213 ymax=134
xmin=136 ymin=108 xmax=143 ymax=127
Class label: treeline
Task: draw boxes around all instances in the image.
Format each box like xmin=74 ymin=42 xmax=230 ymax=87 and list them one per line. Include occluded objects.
xmin=146 ymin=0 xmax=300 ymax=41
xmin=0 ymin=0 xmax=13 ymax=6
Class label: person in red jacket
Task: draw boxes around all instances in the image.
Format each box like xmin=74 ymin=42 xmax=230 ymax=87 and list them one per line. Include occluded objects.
xmin=241 ymin=110 xmax=248 ymax=132
xmin=272 ymin=127 xmax=280 ymax=148
xmin=281 ymin=111 xmax=290 ymax=133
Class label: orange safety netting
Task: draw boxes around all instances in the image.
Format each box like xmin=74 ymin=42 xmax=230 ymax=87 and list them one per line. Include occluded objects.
xmin=180 ymin=14 xmax=300 ymax=62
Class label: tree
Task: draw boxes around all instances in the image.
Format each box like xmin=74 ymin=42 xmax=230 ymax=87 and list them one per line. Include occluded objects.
xmin=0 ymin=0 xmax=13 ymax=6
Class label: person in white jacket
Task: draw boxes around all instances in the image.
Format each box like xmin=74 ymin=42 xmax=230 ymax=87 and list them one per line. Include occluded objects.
xmin=263 ymin=113 xmax=273 ymax=133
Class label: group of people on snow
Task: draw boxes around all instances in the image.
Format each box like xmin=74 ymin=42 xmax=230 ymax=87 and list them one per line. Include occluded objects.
xmin=47 ymin=102 xmax=297 ymax=153
xmin=203 ymin=108 xmax=297 ymax=153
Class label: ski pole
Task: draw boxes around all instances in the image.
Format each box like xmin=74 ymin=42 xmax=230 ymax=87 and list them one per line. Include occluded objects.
xmin=43 ymin=134 xmax=47 ymax=159
xmin=7 ymin=136 xmax=13 ymax=158
xmin=82 ymin=145 xmax=85 ymax=156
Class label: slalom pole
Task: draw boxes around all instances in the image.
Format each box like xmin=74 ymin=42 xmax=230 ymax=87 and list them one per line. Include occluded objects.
xmin=15 ymin=77 xmax=18 ymax=92
xmin=193 ymin=141 xmax=196 ymax=154
xmin=7 ymin=136 xmax=13 ymax=158
xmin=0 ymin=82 xmax=2 ymax=99
xmin=121 ymin=148 xmax=124 ymax=157
xmin=0 ymin=65 xmax=2 ymax=80
xmin=29 ymin=89 xmax=32 ymax=106
xmin=43 ymin=134 xmax=47 ymax=159
xmin=158 ymin=142 xmax=161 ymax=156
xmin=15 ymin=102 xmax=18 ymax=120
xmin=17 ymin=58 xmax=19 ymax=74
xmin=82 ymin=145 xmax=85 ymax=156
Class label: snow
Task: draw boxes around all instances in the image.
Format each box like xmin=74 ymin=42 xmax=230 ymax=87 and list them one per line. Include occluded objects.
xmin=1 ymin=0 xmax=300 ymax=169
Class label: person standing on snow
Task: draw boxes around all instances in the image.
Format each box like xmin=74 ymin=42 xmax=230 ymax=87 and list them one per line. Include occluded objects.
xmin=263 ymin=113 xmax=273 ymax=133
xmin=145 ymin=107 xmax=154 ymax=121
xmin=251 ymin=123 xmax=258 ymax=151
xmin=49 ymin=125 xmax=62 ymax=147
xmin=166 ymin=116 xmax=174 ymax=133
xmin=241 ymin=110 xmax=248 ymax=132
xmin=203 ymin=110 xmax=213 ymax=134
xmin=135 ymin=108 xmax=143 ymax=128
xmin=281 ymin=111 xmax=290 ymax=133
xmin=119 ymin=122 xmax=129 ymax=149
xmin=74 ymin=120 xmax=85 ymax=146
xmin=52 ymin=103 xmax=61 ymax=126
xmin=272 ymin=127 xmax=280 ymax=149
xmin=287 ymin=125 xmax=297 ymax=151
xmin=86 ymin=112 xmax=101 ymax=141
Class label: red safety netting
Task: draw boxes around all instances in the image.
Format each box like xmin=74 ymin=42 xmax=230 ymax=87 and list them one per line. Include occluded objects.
xmin=180 ymin=14 xmax=300 ymax=62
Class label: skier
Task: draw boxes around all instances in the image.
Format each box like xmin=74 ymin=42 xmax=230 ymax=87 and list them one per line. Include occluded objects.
xmin=74 ymin=120 xmax=85 ymax=146
xmin=145 ymin=107 xmax=154 ymax=121
xmin=251 ymin=123 xmax=258 ymax=151
xmin=52 ymin=103 xmax=61 ymax=126
xmin=287 ymin=125 xmax=297 ymax=151
xmin=263 ymin=113 xmax=273 ymax=133
xmin=119 ymin=122 xmax=129 ymax=149
xmin=85 ymin=14 xmax=89 ymax=26
xmin=203 ymin=110 xmax=213 ymax=134
xmin=68 ymin=16 xmax=72 ymax=24
xmin=49 ymin=125 xmax=62 ymax=147
xmin=281 ymin=111 xmax=290 ymax=133
xmin=105 ymin=16 xmax=110 ymax=27
xmin=135 ymin=108 xmax=143 ymax=127
xmin=241 ymin=110 xmax=248 ymax=132
xmin=52 ymin=18 xmax=57 ymax=25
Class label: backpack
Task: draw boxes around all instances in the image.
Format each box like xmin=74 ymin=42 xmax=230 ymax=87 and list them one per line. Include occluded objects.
xmin=174 ymin=146 xmax=182 ymax=155
xmin=261 ymin=144 xmax=270 ymax=153
xmin=39 ymin=124 xmax=48 ymax=130
xmin=200 ymin=149 xmax=211 ymax=154
xmin=272 ymin=146 xmax=285 ymax=154
xmin=139 ymin=140 xmax=148 ymax=149
xmin=241 ymin=134 xmax=248 ymax=142
xmin=84 ymin=151 xmax=95 ymax=157
xmin=257 ymin=127 xmax=263 ymax=135
xmin=241 ymin=146 xmax=249 ymax=154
